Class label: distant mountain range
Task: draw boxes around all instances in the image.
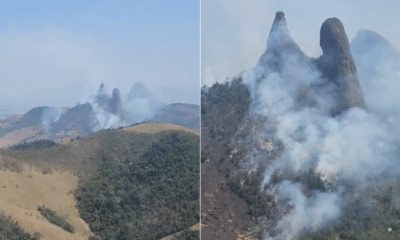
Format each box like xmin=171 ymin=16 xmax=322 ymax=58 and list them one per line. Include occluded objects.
xmin=0 ymin=82 xmax=199 ymax=148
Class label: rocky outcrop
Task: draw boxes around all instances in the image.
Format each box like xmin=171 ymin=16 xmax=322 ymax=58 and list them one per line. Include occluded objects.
xmin=256 ymin=12 xmax=365 ymax=116
xmin=95 ymin=83 xmax=108 ymax=102
xmin=110 ymin=88 xmax=124 ymax=118
xmin=257 ymin=11 xmax=308 ymax=75
xmin=94 ymin=83 xmax=112 ymax=112
xmin=93 ymin=83 xmax=124 ymax=118
xmin=313 ymin=18 xmax=365 ymax=115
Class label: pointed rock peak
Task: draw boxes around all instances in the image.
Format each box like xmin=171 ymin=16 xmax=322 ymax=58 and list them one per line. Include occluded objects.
xmin=265 ymin=11 xmax=300 ymax=50
xmin=320 ymin=18 xmax=350 ymax=55
xmin=275 ymin=11 xmax=284 ymax=19
xmin=270 ymin=11 xmax=288 ymax=34
xmin=109 ymin=88 xmax=124 ymax=117
xmin=314 ymin=17 xmax=365 ymax=115
xmin=257 ymin=11 xmax=307 ymax=73
xmin=98 ymin=83 xmax=107 ymax=95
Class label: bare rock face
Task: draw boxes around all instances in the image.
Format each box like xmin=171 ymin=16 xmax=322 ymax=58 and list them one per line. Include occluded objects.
xmin=110 ymin=88 xmax=124 ymax=118
xmin=93 ymin=83 xmax=124 ymax=118
xmin=256 ymin=12 xmax=365 ymax=116
xmin=94 ymin=83 xmax=112 ymax=112
xmin=314 ymin=18 xmax=365 ymax=115
xmin=257 ymin=11 xmax=308 ymax=74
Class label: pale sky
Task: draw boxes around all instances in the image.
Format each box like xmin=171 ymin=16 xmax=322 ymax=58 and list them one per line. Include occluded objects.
xmin=0 ymin=0 xmax=199 ymax=116
xmin=202 ymin=0 xmax=400 ymax=86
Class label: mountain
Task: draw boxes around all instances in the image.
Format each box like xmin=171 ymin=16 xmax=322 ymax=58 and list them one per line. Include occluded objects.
xmin=123 ymin=82 xmax=164 ymax=123
xmin=151 ymin=103 xmax=200 ymax=132
xmin=122 ymin=82 xmax=200 ymax=132
xmin=93 ymin=83 xmax=124 ymax=119
xmin=201 ymin=12 xmax=384 ymax=240
xmin=257 ymin=11 xmax=309 ymax=75
xmin=255 ymin=11 xmax=364 ymax=116
xmin=350 ymin=29 xmax=400 ymax=114
xmin=351 ymin=29 xmax=400 ymax=63
xmin=0 ymin=82 xmax=199 ymax=147
xmin=49 ymin=103 xmax=97 ymax=139
xmin=126 ymin=82 xmax=161 ymax=103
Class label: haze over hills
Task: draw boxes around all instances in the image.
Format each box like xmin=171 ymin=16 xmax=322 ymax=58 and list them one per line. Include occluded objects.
xmin=202 ymin=11 xmax=400 ymax=240
xmin=0 ymin=82 xmax=199 ymax=148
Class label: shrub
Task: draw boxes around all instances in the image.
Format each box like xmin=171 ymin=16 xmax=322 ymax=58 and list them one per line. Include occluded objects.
xmin=38 ymin=206 xmax=74 ymax=233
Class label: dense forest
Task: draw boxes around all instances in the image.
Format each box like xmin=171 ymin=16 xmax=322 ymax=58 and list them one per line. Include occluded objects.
xmin=75 ymin=130 xmax=200 ymax=240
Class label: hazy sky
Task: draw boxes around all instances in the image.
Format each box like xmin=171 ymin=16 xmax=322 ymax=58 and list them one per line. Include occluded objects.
xmin=202 ymin=0 xmax=400 ymax=86
xmin=0 ymin=0 xmax=199 ymax=115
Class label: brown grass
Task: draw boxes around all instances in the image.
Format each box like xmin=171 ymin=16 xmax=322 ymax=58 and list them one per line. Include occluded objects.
xmin=0 ymin=166 xmax=93 ymax=240
xmin=123 ymin=123 xmax=198 ymax=135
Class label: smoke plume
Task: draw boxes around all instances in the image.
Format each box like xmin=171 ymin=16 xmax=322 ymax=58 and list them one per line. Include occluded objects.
xmin=234 ymin=12 xmax=400 ymax=239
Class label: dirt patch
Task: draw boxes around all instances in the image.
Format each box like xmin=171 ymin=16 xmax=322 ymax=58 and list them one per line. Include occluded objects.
xmin=0 ymin=166 xmax=93 ymax=240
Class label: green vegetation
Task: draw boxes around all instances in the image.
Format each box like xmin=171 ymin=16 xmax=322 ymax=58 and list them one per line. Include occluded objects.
xmin=0 ymin=212 xmax=41 ymax=240
xmin=0 ymin=129 xmax=158 ymax=182
xmin=37 ymin=206 xmax=74 ymax=233
xmin=228 ymin=171 xmax=275 ymax=218
xmin=10 ymin=140 xmax=57 ymax=151
xmin=201 ymin=78 xmax=251 ymax=140
xmin=299 ymin=202 xmax=400 ymax=240
xmin=299 ymin=169 xmax=327 ymax=192
xmin=75 ymin=131 xmax=200 ymax=240
xmin=201 ymin=78 xmax=250 ymax=118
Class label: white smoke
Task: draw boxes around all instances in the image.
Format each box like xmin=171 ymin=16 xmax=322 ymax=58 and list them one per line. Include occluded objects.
xmin=83 ymin=94 xmax=126 ymax=131
xmin=264 ymin=181 xmax=341 ymax=240
xmin=79 ymin=84 xmax=163 ymax=132
xmin=122 ymin=98 xmax=162 ymax=124
xmin=235 ymin=33 xmax=400 ymax=239
xmin=41 ymin=107 xmax=66 ymax=132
